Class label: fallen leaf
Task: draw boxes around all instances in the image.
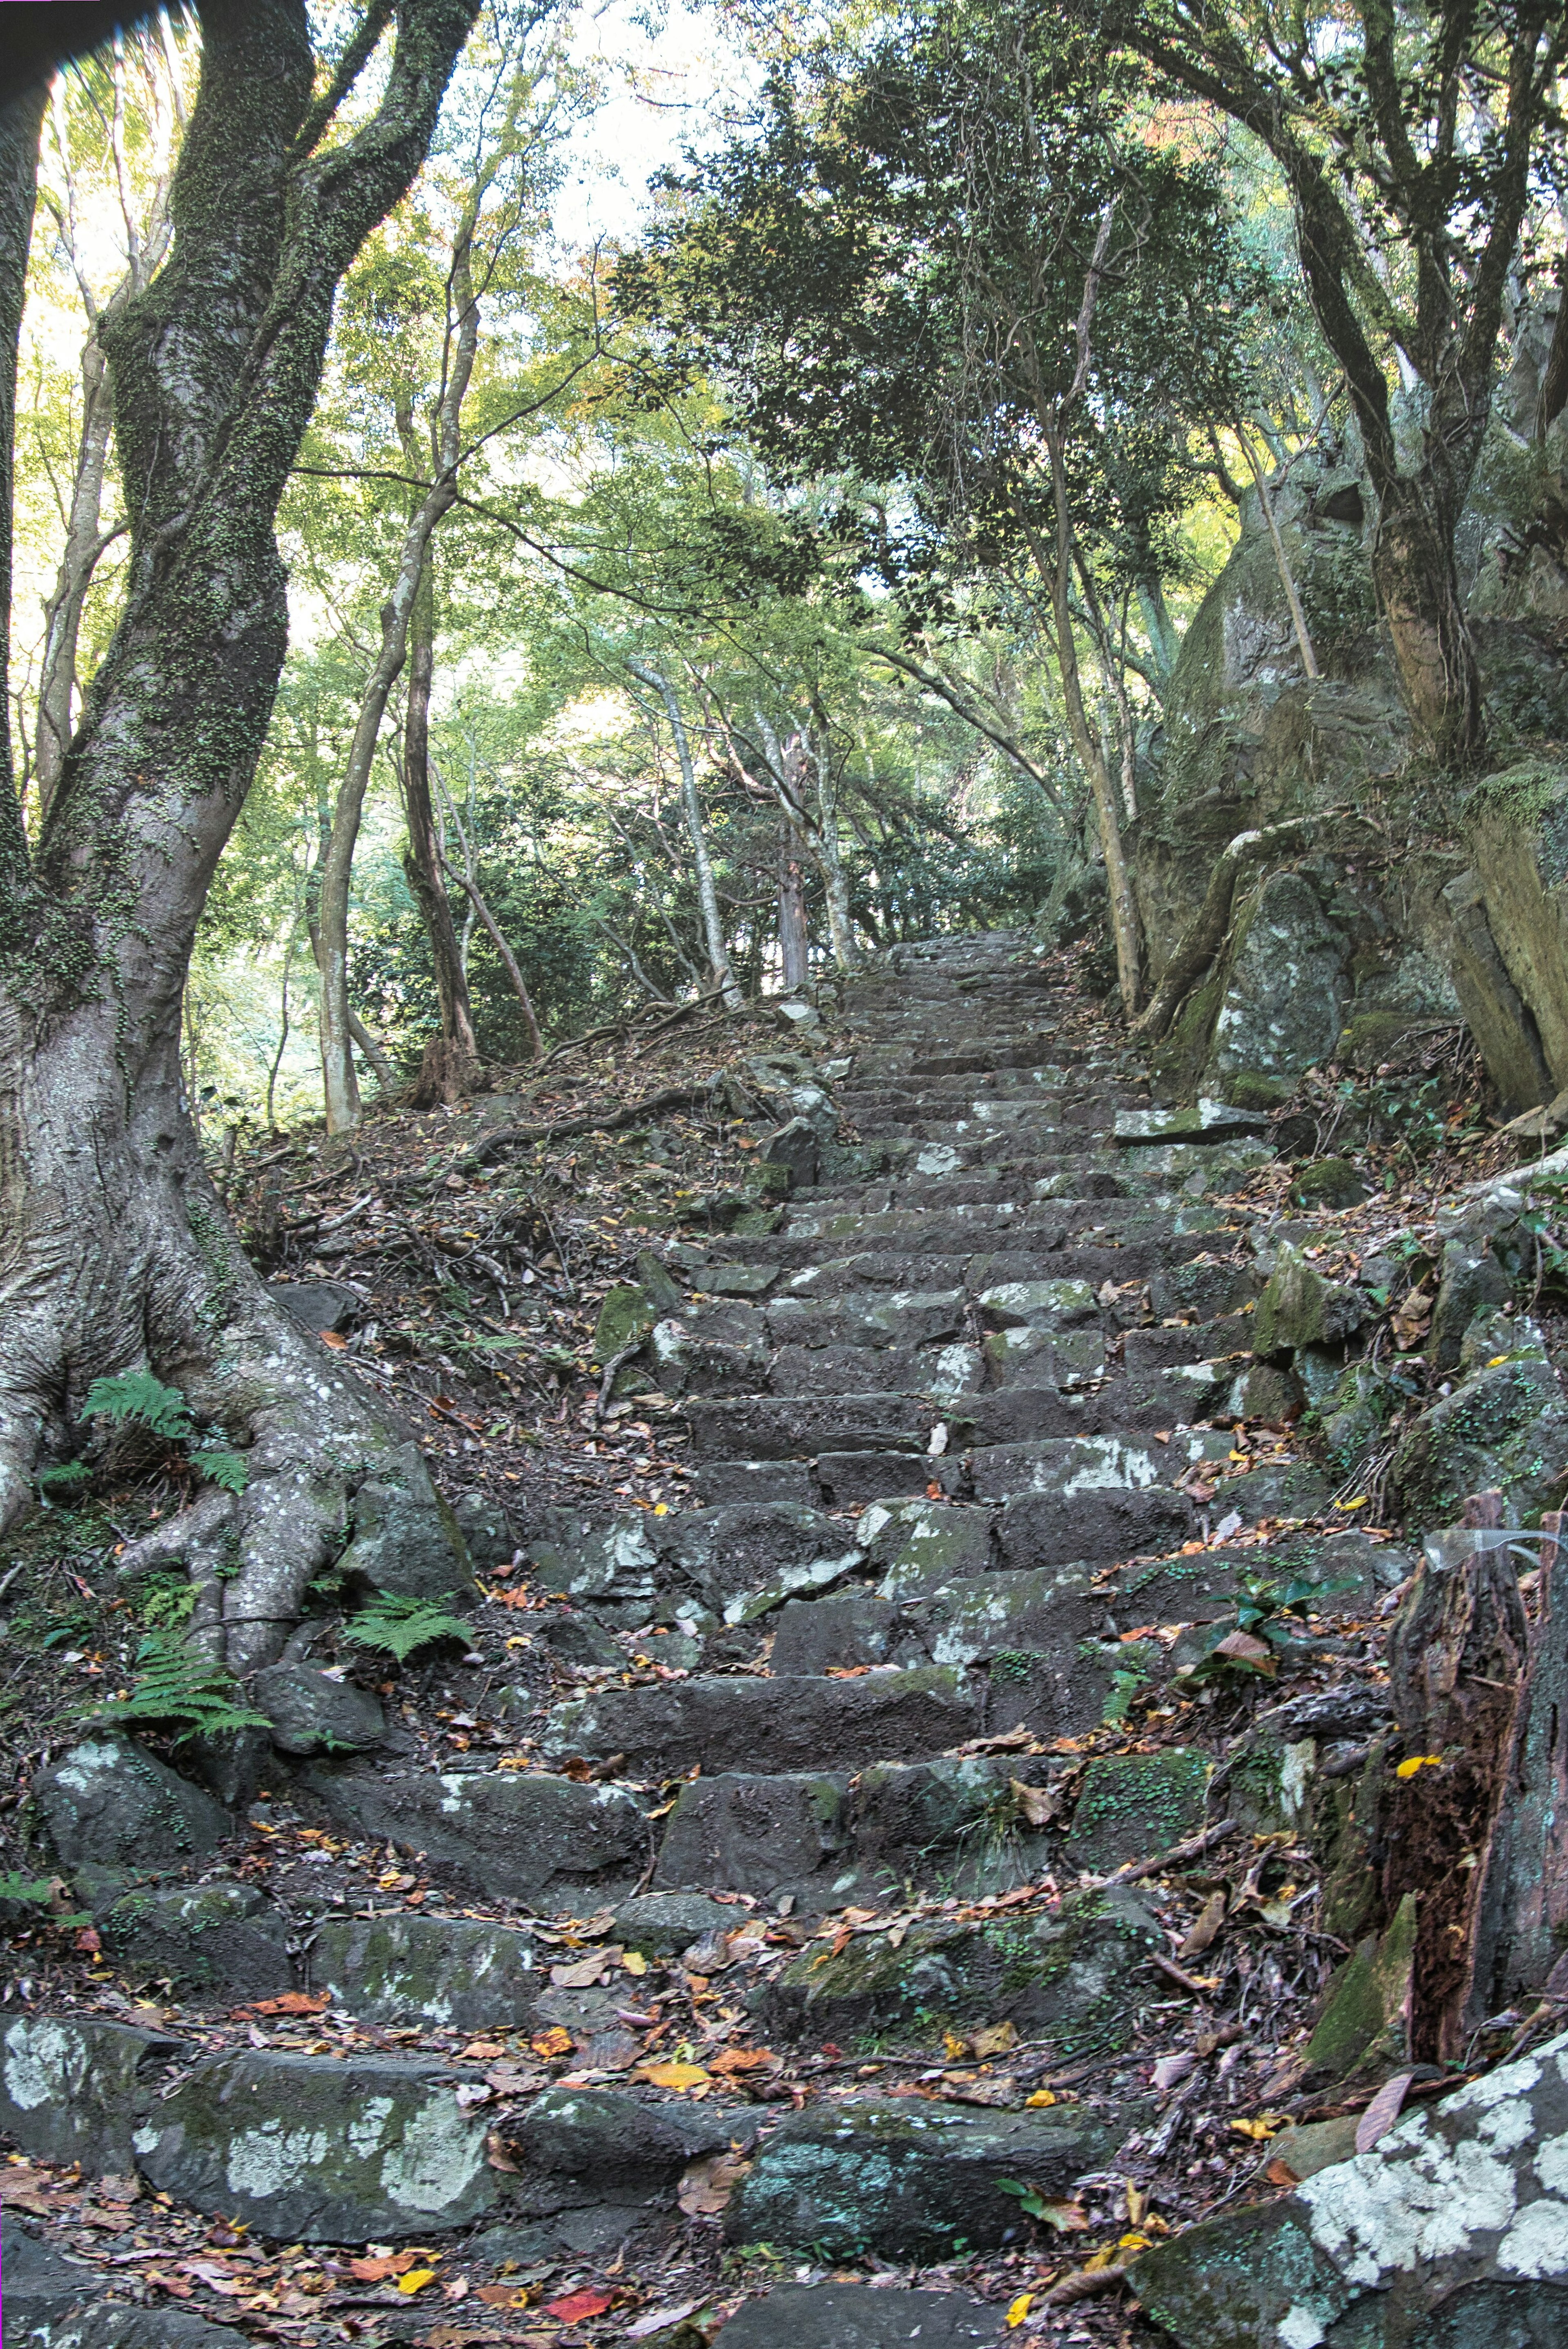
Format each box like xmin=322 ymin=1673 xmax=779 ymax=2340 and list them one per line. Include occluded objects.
xmin=636 ymin=2061 xmax=710 ymax=2091
xmin=943 ymin=2030 xmax=970 ymax=2062
xmin=1265 ymin=2155 xmax=1301 ymax=2185
xmin=623 ymin=1950 xmax=648 ymax=1976
xmin=544 ymin=2287 xmax=615 ymax=2322
xmin=398 ymin=2268 xmax=438 ymax=2294
xmin=459 ymin=2041 xmax=508 ymax=2062
xmin=243 ymin=1992 xmax=330 ymax=2017
xmin=1213 ymin=1629 xmax=1275 ymax=1669
xmin=320 ymin=1330 xmax=348 ymax=1349
xmin=1230 ymin=2114 xmax=1287 ymax=2140
xmin=1011 ymin=1776 xmax=1063 ymax=1829
xmin=350 ymin=2253 xmax=419 ymax=2282
xmin=1177 ymin=1890 xmax=1226 ymax=1959
xmin=1025 ymin=2089 xmax=1057 ymax=2108
xmin=550 ymin=1953 xmax=610 ymax=1988
xmin=1355 ymin=2070 xmax=1414 ymax=2153
xmin=627 ymin=2304 xmax=699 ymax=2340
xmin=1006 ymin=2292 xmax=1034 ymax=2327
xmin=530 ymin=2027 xmax=574 ymax=2059
xmin=1395 ymin=1754 xmax=1443 ymax=1779
xmin=707 ymin=2046 xmax=778 ymax=2076
xmin=1152 ymin=2052 xmax=1195 ymax=2094
xmin=677 ymin=2149 xmax=751 ymax=2215
xmin=971 ymin=2019 xmax=1018 ymax=2059
xmin=477 ymin=2283 xmax=530 ymax=2309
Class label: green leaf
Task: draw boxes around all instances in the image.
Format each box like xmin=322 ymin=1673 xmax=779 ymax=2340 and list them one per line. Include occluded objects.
xmin=83 ymin=1371 xmax=192 ymax=1441
xmin=339 ymin=1590 xmax=472 ymax=1663
xmin=191 ymin=1446 xmax=249 ymax=1493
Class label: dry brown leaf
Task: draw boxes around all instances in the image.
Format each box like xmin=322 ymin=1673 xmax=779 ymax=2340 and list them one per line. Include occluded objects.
xmin=1354 ymin=2070 xmax=1414 ymax=2154
xmin=677 ymin=2149 xmax=751 ymax=2215
xmin=971 ymin=2019 xmax=1019 ymax=2059
xmin=1177 ymin=1890 xmax=1227 ymax=1959
xmin=1011 ymin=1777 xmax=1064 ymax=1829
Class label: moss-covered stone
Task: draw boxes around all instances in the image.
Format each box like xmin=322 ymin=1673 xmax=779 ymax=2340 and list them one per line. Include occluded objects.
xmin=1252 ymin=1245 xmax=1368 ymax=1353
xmin=1389 ymin=1346 xmax=1568 ymax=1520
xmin=104 ymin=1883 xmax=291 ymax=1997
xmin=724 ymin=2093 xmax=1112 ymax=2260
xmin=1289 ymin=1157 xmax=1370 ymax=1209
xmin=592 ymin=1283 xmax=656 ymax=1362
xmin=759 ymin=1888 xmax=1161 ymax=2056
xmin=1304 ymin=1892 xmax=1417 ymax=2080
xmin=1061 ymin=1750 xmax=1209 ymax=1873
xmin=307 ymin=1913 xmax=541 ymax=2030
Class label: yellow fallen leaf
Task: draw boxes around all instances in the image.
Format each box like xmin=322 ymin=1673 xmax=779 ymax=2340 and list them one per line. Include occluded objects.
xmin=1487 ymin=1355 xmax=1509 ymax=1368
xmin=397 ymin=2270 xmax=437 ymax=2294
xmin=1025 ymin=2089 xmax=1057 ymax=2108
xmin=1396 ymin=1754 xmax=1443 ymax=1779
xmin=654 ymin=1502 xmax=669 ymax=1515
xmin=637 ymin=2061 xmax=710 ymax=2091
xmin=1006 ymin=2292 xmax=1034 ymax=2327
xmin=623 ymin=1950 xmax=648 ymax=1976
xmin=943 ymin=2030 xmax=970 ymax=2063
xmin=1334 ymin=1494 xmax=1369 ymax=1509
xmin=972 ymin=2019 xmax=1018 ymax=2059
xmin=1230 ymin=2116 xmax=1281 ymax=2140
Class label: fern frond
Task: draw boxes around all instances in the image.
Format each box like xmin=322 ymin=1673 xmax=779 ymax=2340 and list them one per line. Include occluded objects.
xmin=340 ymin=1590 xmax=472 ymax=1663
xmin=84 ymin=1372 xmax=192 ymax=1441
xmin=94 ymin=1631 xmax=272 ymax=1745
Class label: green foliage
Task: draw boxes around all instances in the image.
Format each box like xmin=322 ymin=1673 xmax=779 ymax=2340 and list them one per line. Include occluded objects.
xmin=95 ymin=1631 xmax=273 ymax=1745
xmin=85 ymin=1371 xmax=193 ymax=1441
xmin=340 ymin=1590 xmax=473 ymax=1663
xmin=36 ymin=1460 xmax=92 ymax=1500
xmin=0 ymin=1871 xmax=64 ymax=1913
xmin=189 ymin=1447 xmax=249 ymax=1495
xmin=1101 ymin=1665 xmax=1149 ymax=1724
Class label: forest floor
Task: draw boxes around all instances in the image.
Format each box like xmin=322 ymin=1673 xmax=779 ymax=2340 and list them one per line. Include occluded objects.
xmin=0 ymin=949 xmax=1550 ymax=2349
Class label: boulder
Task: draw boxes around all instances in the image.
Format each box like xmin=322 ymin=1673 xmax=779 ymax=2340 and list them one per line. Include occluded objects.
xmin=760 ymin=1888 xmax=1162 ymax=2054
xmin=102 ymin=1882 xmax=292 ymax=1997
xmin=502 ymin=2084 xmax=759 ymax=2189
xmin=307 ymin=1912 xmax=541 ymax=2030
xmin=724 ymin=2093 xmax=1111 ymax=2258
xmin=1466 ymin=759 xmax=1568 ymax=1095
xmin=1288 ymin=1157 xmax=1369 ymax=1210
xmin=1303 ymin=1894 xmax=1419 ymax=2082
xmin=301 ymin=1764 xmax=647 ymax=1905
xmin=714 ymin=2284 xmax=1006 ymax=2345
xmin=34 ymin=1736 xmax=230 ymax=1872
xmin=251 ymin=1664 xmax=385 ymax=1757
xmin=592 ymin=1283 xmax=657 ymax=1361
xmin=2 ymin=2215 xmax=238 ymax=2347
xmin=335 ymin=1437 xmax=477 ymax=1607
xmin=1389 ymin=1331 xmax=1568 ymax=1520
xmin=1252 ymin=1244 xmax=1369 ymax=1353
xmin=450 ymin=1488 xmax=519 ymax=1570
xmin=133 ymin=2049 xmax=497 ymax=2240
xmin=265 ymin=1280 xmax=360 ymax=1336
xmin=1131 ymin=2028 xmax=1568 ymax=2348
xmin=543 ymin=1667 xmax=979 ymax=1778
xmin=762 ymin=1115 xmax=820 ymax=1190
xmin=1 ymin=2016 xmax=186 ymax=2171
xmin=612 ymin=1891 xmax=737 ymax=1956
xmin=654 ymin=1772 xmax=851 ymax=1904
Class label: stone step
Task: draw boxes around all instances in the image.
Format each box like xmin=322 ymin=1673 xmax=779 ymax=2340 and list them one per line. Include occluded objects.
xmin=542 ymin=1663 xmax=980 ymax=1776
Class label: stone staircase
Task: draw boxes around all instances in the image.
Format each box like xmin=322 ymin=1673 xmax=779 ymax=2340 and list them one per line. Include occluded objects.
xmin=4 ymin=931 xmax=1390 ymax=2344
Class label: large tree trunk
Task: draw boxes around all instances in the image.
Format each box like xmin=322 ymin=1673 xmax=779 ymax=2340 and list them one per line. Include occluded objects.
xmin=777 ymin=815 xmax=809 ymax=990
xmin=630 ymin=661 xmax=742 ymax=1010
xmin=401 ymin=555 xmax=481 ymax=1105
xmin=0 ymin=0 xmax=481 ymax=1676
xmin=1371 ymin=474 xmax=1483 ymax=770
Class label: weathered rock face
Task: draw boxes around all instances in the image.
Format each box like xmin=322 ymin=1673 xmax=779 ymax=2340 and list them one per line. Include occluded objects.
xmin=2 ymin=2212 xmax=239 ymax=2345
xmin=714 ymin=2284 xmax=1006 ymax=2346
xmin=335 ymin=1438 xmax=477 ymax=1607
xmin=1 ymin=2017 xmax=186 ymax=2172
xmin=301 ymin=1762 xmax=648 ymax=1905
xmin=102 ymin=1883 xmax=292 ymax=1997
xmin=1389 ymin=1321 xmax=1568 ymax=1521
xmin=34 ymin=1736 xmax=231 ymax=1872
xmin=725 ymin=2094 xmax=1111 ymax=2258
xmin=1467 ymin=761 xmax=1568 ymax=1099
xmin=133 ymin=2050 xmax=497 ymax=2240
xmin=251 ymin=1664 xmax=385 ymax=1757
xmin=1131 ymin=2030 xmax=1568 ymax=2348
xmin=306 ymin=1912 xmax=540 ymax=2030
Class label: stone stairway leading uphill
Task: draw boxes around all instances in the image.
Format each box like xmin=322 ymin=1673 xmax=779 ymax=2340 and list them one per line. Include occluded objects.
xmin=4 ymin=933 xmax=1405 ymax=2346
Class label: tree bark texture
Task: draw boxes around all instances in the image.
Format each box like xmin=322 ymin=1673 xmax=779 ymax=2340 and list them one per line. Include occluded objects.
xmin=777 ymin=815 xmax=809 ymax=991
xmin=630 ymin=661 xmax=742 ymax=1009
xmin=401 ymin=555 xmax=481 ymax=1102
xmin=0 ymin=0 xmax=481 ymax=1674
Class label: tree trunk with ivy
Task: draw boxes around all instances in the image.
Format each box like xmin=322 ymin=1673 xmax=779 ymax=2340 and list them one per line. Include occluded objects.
xmin=0 ymin=0 xmax=480 ymax=1684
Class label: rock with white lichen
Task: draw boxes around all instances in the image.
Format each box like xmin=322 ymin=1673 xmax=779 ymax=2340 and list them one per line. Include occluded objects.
xmin=1131 ymin=2030 xmax=1568 ymax=2347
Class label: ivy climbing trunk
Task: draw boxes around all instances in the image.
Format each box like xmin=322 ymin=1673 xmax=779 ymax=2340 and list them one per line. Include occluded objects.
xmin=0 ymin=0 xmax=481 ymax=1681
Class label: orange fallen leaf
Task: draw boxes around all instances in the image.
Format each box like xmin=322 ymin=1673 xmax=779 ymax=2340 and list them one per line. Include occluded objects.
xmin=636 ymin=2060 xmax=710 ymax=2091
xmin=319 ymin=1329 xmax=348 ymax=1349
xmin=530 ymin=2027 xmax=574 ymax=2059
xmin=707 ymin=2046 xmax=778 ymax=2076
xmin=1265 ymin=2155 xmax=1301 ymax=2185
xmin=477 ymin=2282 xmax=530 ymax=2308
xmin=544 ymin=2287 xmax=615 ymax=2321
xmin=243 ymin=1992 xmax=330 ymax=2017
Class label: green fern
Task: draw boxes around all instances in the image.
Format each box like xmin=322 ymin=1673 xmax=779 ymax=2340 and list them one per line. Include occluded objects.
xmin=340 ymin=1590 xmax=472 ymax=1663
xmin=0 ymin=1871 xmax=62 ymax=1911
xmin=95 ymin=1631 xmax=272 ymax=1745
xmin=84 ymin=1371 xmax=193 ymax=1440
xmin=189 ymin=1446 xmax=249 ymax=1494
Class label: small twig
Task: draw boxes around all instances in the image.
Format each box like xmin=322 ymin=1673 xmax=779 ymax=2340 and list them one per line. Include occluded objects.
xmin=1148 ymin=1952 xmax=1221 ymax=1998
xmin=1090 ymin=1818 xmax=1241 ymax=1890
xmin=463 ymin=1085 xmax=707 ymax=1170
